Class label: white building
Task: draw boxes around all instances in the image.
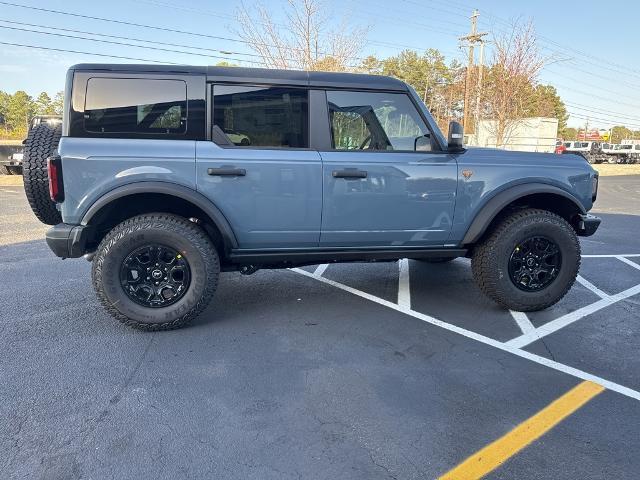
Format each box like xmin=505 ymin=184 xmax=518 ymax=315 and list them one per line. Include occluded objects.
xmin=466 ymin=117 xmax=559 ymax=153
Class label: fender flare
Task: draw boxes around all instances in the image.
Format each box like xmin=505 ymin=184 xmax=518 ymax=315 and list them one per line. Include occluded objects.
xmin=80 ymin=181 xmax=239 ymax=250
xmin=461 ymin=183 xmax=586 ymax=245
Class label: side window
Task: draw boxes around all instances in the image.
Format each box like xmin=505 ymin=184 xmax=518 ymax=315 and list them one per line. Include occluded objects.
xmin=212 ymin=85 xmax=308 ymax=148
xmin=84 ymin=78 xmax=187 ymax=135
xmin=326 ymin=91 xmax=433 ymax=151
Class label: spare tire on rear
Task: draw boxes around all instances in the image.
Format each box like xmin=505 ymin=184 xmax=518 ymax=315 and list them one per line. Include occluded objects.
xmin=23 ymin=122 xmax=62 ymax=225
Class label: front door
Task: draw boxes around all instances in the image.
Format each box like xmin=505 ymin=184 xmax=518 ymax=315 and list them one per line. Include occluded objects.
xmin=320 ymin=90 xmax=458 ymax=247
xmin=196 ymin=84 xmax=322 ymax=249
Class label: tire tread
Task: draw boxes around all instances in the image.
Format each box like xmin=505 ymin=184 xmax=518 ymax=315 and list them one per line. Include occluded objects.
xmin=471 ymin=208 xmax=581 ymax=312
xmin=92 ymin=213 xmax=219 ymax=331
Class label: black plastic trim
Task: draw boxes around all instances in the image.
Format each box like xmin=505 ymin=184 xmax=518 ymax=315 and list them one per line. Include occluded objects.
xmin=576 ymin=214 xmax=601 ymax=237
xmin=46 ymin=223 xmax=92 ymax=258
xmin=462 ymin=183 xmax=587 ymax=245
xmin=80 ymin=182 xmax=239 ymax=251
xmin=228 ymin=247 xmax=467 ymax=267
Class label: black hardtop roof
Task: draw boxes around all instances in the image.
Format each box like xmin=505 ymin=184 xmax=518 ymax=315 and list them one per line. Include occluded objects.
xmin=70 ymin=64 xmax=409 ymax=91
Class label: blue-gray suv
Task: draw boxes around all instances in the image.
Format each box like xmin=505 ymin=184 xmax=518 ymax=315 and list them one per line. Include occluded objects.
xmin=21 ymin=64 xmax=600 ymax=330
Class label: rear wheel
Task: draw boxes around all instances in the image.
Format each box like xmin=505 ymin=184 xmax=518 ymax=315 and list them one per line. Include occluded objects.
xmin=471 ymin=209 xmax=580 ymax=312
xmin=92 ymin=214 xmax=220 ymax=330
xmin=23 ymin=122 xmax=62 ymax=225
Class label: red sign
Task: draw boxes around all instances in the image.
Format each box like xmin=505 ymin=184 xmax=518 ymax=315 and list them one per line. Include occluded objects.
xmin=577 ymin=129 xmax=602 ymax=141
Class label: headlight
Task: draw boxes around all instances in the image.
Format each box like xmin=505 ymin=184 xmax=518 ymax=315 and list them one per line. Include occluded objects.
xmin=591 ymin=175 xmax=598 ymax=202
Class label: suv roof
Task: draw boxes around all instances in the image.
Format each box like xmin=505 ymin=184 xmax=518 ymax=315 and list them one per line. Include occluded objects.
xmin=69 ymin=64 xmax=409 ymax=92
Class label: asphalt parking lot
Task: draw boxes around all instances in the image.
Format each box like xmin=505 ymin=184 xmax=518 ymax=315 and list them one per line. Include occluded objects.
xmin=1 ymin=175 xmax=639 ymax=479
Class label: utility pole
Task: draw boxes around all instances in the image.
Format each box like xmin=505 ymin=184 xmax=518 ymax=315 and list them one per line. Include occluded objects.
xmin=584 ymin=118 xmax=589 ymax=141
xmin=474 ymin=40 xmax=486 ymax=139
xmin=459 ymin=9 xmax=488 ymax=134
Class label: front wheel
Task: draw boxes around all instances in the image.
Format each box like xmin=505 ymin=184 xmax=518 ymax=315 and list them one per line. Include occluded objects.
xmin=92 ymin=214 xmax=220 ymax=330
xmin=471 ymin=209 xmax=580 ymax=312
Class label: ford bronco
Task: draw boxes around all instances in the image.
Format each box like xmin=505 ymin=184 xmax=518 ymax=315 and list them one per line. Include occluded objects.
xmin=22 ymin=64 xmax=600 ymax=330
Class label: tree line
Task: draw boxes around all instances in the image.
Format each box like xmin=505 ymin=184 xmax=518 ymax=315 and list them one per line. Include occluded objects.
xmin=0 ymin=91 xmax=64 ymax=140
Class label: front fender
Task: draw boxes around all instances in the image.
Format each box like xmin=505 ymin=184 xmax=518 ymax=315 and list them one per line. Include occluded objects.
xmin=460 ymin=183 xmax=586 ymax=245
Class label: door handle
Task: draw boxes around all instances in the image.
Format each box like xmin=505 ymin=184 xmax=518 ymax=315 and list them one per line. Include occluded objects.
xmin=207 ymin=167 xmax=246 ymax=176
xmin=332 ymin=169 xmax=367 ymax=179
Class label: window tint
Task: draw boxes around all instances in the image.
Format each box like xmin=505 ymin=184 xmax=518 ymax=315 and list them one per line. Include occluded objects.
xmin=326 ymin=91 xmax=432 ymax=151
xmin=84 ymin=78 xmax=187 ymax=134
xmin=213 ymin=85 xmax=308 ymax=148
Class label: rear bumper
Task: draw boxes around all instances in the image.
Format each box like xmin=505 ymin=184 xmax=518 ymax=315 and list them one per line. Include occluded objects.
xmin=45 ymin=223 xmax=92 ymax=258
xmin=576 ymin=214 xmax=601 ymax=237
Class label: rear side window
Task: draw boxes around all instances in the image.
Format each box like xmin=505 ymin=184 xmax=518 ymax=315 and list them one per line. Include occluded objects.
xmin=212 ymin=85 xmax=308 ymax=148
xmin=84 ymin=78 xmax=187 ymax=134
xmin=326 ymin=90 xmax=432 ymax=151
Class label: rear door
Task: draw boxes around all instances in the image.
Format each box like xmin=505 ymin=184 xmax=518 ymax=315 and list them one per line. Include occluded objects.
xmin=196 ymin=84 xmax=322 ymax=249
xmin=319 ymin=90 xmax=457 ymax=247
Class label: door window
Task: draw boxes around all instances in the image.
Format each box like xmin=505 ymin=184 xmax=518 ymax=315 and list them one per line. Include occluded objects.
xmin=212 ymin=85 xmax=308 ymax=148
xmin=327 ymin=91 xmax=433 ymax=152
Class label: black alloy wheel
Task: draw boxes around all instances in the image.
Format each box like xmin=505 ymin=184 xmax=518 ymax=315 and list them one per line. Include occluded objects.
xmin=508 ymin=236 xmax=562 ymax=292
xmin=120 ymin=244 xmax=191 ymax=308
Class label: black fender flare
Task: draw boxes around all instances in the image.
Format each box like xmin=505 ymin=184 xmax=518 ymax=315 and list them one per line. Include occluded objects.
xmin=461 ymin=183 xmax=586 ymax=245
xmin=80 ymin=181 xmax=239 ymax=251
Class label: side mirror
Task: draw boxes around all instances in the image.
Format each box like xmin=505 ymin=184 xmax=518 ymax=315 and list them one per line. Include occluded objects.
xmin=448 ymin=121 xmax=464 ymax=152
xmin=414 ymin=133 xmax=432 ymax=152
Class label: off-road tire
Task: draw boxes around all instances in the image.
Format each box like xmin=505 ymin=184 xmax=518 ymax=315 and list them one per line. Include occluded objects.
xmin=1 ymin=165 xmax=10 ymax=175
xmin=23 ymin=122 xmax=62 ymax=225
xmin=92 ymin=214 xmax=220 ymax=331
xmin=418 ymin=256 xmax=457 ymax=263
xmin=471 ymin=208 xmax=580 ymax=312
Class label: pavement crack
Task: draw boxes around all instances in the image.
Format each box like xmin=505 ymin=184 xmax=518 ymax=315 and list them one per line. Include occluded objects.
xmin=541 ymin=338 xmax=556 ymax=362
xmin=368 ymin=452 xmax=398 ymax=480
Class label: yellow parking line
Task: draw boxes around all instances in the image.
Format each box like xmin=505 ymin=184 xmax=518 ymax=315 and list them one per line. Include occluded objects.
xmin=438 ymin=381 xmax=605 ymax=480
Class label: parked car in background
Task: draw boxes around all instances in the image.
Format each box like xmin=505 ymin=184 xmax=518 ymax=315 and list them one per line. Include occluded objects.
xmin=0 ymin=148 xmax=23 ymax=175
xmin=563 ymin=141 xmax=604 ymax=164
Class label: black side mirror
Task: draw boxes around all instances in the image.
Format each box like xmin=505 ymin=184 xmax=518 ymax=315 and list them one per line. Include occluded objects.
xmin=448 ymin=121 xmax=464 ymax=152
xmin=414 ymin=133 xmax=432 ymax=152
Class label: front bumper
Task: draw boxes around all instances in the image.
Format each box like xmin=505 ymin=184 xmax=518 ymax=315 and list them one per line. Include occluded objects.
xmin=576 ymin=214 xmax=601 ymax=237
xmin=45 ymin=223 xmax=92 ymax=258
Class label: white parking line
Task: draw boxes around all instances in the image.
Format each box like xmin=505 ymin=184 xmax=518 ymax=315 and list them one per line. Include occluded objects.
xmin=398 ymin=258 xmax=411 ymax=309
xmin=576 ymin=275 xmax=609 ymax=299
xmin=510 ymin=311 xmax=536 ymax=334
xmin=291 ymin=268 xmax=640 ymax=402
xmin=313 ymin=263 xmax=329 ymax=277
xmin=582 ymin=254 xmax=640 ymax=258
xmin=616 ymin=256 xmax=640 ymax=271
xmin=506 ymin=282 xmax=640 ymax=349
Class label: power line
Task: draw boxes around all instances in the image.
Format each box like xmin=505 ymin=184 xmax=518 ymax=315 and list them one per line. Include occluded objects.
xmin=0 ymin=19 xmax=268 ymax=60
xmin=567 ymin=112 xmax=640 ymax=130
xmin=565 ymin=103 xmax=640 ymax=123
xmin=0 ymin=24 xmax=268 ymax=65
xmin=0 ymin=40 xmax=179 ymax=64
xmin=0 ymin=1 xmax=311 ymax=56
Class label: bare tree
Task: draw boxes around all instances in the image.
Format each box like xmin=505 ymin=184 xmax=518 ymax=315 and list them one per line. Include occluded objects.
xmin=483 ymin=20 xmax=545 ymax=147
xmin=235 ymin=0 xmax=367 ymax=71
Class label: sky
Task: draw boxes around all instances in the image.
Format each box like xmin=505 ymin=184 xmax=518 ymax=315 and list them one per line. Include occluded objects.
xmin=1 ymin=0 xmax=639 ymax=131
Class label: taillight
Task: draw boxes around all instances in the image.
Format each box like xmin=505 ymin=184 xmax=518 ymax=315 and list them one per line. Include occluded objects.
xmin=47 ymin=155 xmax=64 ymax=202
